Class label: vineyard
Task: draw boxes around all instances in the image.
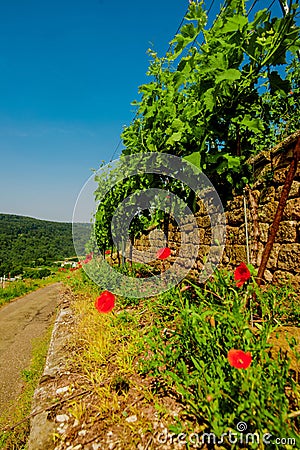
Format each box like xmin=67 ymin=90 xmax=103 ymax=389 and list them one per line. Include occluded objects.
xmin=1 ymin=1 xmax=300 ymax=449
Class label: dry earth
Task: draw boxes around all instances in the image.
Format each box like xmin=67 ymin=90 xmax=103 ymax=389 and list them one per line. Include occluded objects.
xmin=0 ymin=283 xmax=60 ymax=418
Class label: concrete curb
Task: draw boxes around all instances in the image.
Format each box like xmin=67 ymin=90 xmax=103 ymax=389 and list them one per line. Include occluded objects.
xmin=28 ymin=292 xmax=74 ymax=450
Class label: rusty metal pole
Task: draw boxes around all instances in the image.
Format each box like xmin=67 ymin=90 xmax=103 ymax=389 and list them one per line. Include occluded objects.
xmin=256 ymin=137 xmax=300 ymax=285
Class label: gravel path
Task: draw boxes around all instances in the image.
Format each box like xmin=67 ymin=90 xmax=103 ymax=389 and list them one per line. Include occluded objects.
xmin=0 ymin=283 xmax=61 ymax=417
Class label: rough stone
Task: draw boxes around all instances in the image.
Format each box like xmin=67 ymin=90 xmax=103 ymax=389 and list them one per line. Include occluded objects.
xmin=258 ymin=201 xmax=278 ymax=223
xmin=226 ymin=225 xmax=247 ymax=245
xmin=197 ymin=245 xmax=210 ymax=262
xmin=259 ymin=223 xmax=270 ymax=243
xmin=196 ymin=215 xmax=211 ymax=228
xmin=125 ymin=415 xmax=138 ymax=423
xmin=260 ymin=186 xmax=276 ymax=204
xmin=277 ymin=181 xmax=300 ymax=200
xmin=256 ymin=243 xmax=280 ymax=269
xmin=273 ymin=270 xmax=300 ymax=286
xmin=56 ymin=414 xmax=69 ymax=423
xmin=277 ymin=244 xmax=300 ymax=272
xmin=56 ymin=386 xmax=69 ymax=396
xmin=283 ymin=198 xmax=300 ymax=221
xmin=264 ymin=269 xmax=273 ymax=282
xmin=258 ymin=221 xmax=297 ymax=244
xmin=223 ymin=245 xmax=247 ymax=265
xmin=273 ymin=167 xmax=289 ymax=183
xmin=225 ymin=208 xmax=244 ymax=226
xmin=133 ymin=144 xmax=300 ymax=284
xmin=28 ymin=299 xmax=75 ymax=450
xmin=276 ymin=221 xmax=298 ymax=242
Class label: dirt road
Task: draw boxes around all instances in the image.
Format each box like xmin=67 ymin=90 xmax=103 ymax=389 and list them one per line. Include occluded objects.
xmin=0 ymin=283 xmax=61 ymax=417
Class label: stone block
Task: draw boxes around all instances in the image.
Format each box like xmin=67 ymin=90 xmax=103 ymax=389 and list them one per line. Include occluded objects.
xmin=196 ymin=215 xmax=211 ymax=228
xmin=276 ymin=221 xmax=298 ymax=243
xmin=258 ymin=223 xmax=269 ymax=243
xmin=283 ymin=198 xmax=300 ymax=221
xmin=194 ymin=228 xmax=206 ymax=244
xmin=259 ymin=186 xmax=276 ymax=204
xmin=226 ymin=209 xmax=245 ymax=226
xmin=277 ymin=181 xmax=300 ymax=200
xmin=273 ymin=270 xmax=300 ymax=287
xmin=181 ymin=222 xmax=195 ymax=233
xmin=258 ymin=221 xmax=297 ymax=244
xmin=226 ymin=225 xmax=248 ymax=245
xmin=168 ymin=231 xmax=179 ymax=241
xmin=273 ymin=167 xmax=289 ymax=183
xmin=226 ymin=195 xmax=244 ymax=211
xmin=197 ymin=245 xmax=211 ymax=263
xmin=203 ymin=229 xmax=212 ymax=245
xmin=256 ymin=243 xmax=280 ymax=269
xmin=277 ymin=244 xmax=300 ymax=272
xmin=258 ymin=202 xmax=278 ymax=223
xmin=222 ymin=245 xmax=247 ymax=266
xmin=264 ymin=269 xmax=274 ymax=282
xmin=196 ymin=200 xmax=207 ymax=215
xmin=225 ymin=196 xmax=245 ymax=226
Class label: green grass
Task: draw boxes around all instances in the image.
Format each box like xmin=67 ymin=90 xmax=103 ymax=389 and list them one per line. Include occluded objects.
xmin=0 ymin=326 xmax=53 ymax=450
xmin=0 ymin=272 xmax=64 ymax=308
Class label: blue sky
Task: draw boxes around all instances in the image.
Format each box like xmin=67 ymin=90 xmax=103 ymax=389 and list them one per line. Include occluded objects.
xmin=0 ymin=0 xmax=292 ymax=222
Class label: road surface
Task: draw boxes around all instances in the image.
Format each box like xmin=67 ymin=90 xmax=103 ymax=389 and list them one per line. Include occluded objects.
xmin=0 ymin=283 xmax=61 ymax=418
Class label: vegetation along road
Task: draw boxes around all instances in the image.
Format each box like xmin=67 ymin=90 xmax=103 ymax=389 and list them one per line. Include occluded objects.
xmin=0 ymin=283 xmax=60 ymax=417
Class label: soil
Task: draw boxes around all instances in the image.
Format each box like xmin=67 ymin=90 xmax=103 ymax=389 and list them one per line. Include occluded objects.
xmin=0 ymin=283 xmax=61 ymax=418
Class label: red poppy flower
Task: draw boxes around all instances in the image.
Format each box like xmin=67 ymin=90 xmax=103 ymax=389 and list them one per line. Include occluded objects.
xmin=105 ymin=250 xmax=111 ymax=255
xmin=227 ymin=349 xmax=252 ymax=369
xmin=157 ymin=247 xmax=171 ymax=260
xmin=83 ymin=252 xmax=93 ymax=264
xmin=95 ymin=291 xmax=115 ymax=313
xmin=234 ymin=262 xmax=251 ymax=287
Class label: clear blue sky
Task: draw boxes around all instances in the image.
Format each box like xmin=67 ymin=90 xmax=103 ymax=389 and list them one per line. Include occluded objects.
xmin=0 ymin=0 xmax=290 ymax=222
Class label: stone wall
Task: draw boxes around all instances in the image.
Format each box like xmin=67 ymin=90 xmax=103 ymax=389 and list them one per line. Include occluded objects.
xmin=133 ymin=131 xmax=300 ymax=285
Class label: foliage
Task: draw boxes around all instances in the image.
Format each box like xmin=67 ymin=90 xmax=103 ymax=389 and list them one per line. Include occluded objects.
xmin=93 ymin=0 xmax=300 ymax=251
xmin=23 ymin=267 xmax=52 ymax=279
xmin=0 ymin=213 xmax=90 ymax=276
xmin=122 ymin=0 xmax=300 ymax=188
xmin=139 ymin=270 xmax=299 ymax=447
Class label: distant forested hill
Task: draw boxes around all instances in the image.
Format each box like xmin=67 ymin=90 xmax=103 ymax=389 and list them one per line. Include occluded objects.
xmin=0 ymin=214 xmax=91 ymax=276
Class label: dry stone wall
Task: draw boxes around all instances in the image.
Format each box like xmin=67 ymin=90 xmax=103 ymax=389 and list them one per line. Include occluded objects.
xmin=134 ymin=132 xmax=300 ymax=286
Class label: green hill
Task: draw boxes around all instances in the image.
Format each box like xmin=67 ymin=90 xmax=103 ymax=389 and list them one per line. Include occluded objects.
xmin=0 ymin=214 xmax=91 ymax=276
